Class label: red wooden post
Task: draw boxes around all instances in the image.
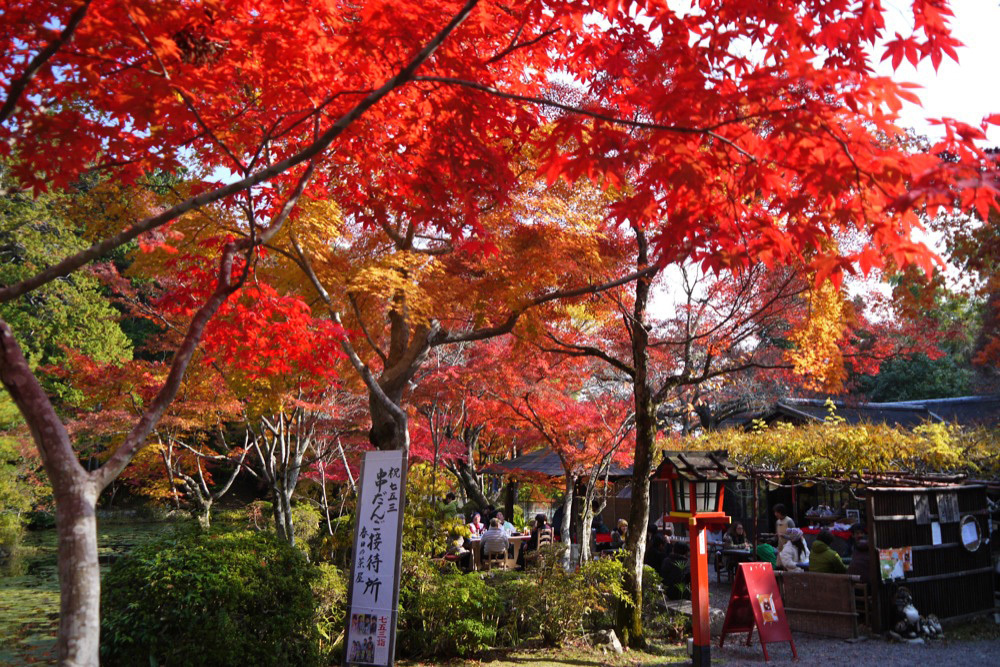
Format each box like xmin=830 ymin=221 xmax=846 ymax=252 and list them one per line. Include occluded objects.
xmin=689 ymin=518 xmax=711 ymax=666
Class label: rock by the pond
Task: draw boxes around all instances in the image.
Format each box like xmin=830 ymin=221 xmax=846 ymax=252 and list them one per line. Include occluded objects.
xmin=588 ymin=629 xmax=624 ymax=653
xmin=664 ymin=599 xmax=727 ymax=635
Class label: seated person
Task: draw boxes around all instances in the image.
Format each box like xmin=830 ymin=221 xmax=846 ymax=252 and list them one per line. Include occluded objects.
xmin=519 ymin=514 xmax=551 ymax=568
xmin=847 ymin=539 xmax=871 ymax=585
xmin=445 ymin=531 xmax=471 ymax=569
xmin=526 ymin=514 xmax=551 ymax=551
xmin=467 ymin=512 xmax=486 ymax=538
xmin=480 ymin=517 xmax=510 ymax=556
xmin=495 ymin=511 xmax=516 ymax=536
xmin=809 ymin=529 xmax=847 ymax=574
xmin=755 ymin=539 xmax=777 ymax=566
xmin=611 ymin=518 xmax=628 ymax=549
xmin=724 ymin=522 xmax=750 ymax=548
xmin=778 ymin=527 xmax=810 ymax=572
xmin=659 ymin=542 xmax=691 ymax=600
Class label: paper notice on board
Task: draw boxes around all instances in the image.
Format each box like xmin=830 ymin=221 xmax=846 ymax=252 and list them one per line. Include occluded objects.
xmin=961 ymin=520 xmax=979 ymax=546
xmin=931 ymin=521 xmax=942 ymax=546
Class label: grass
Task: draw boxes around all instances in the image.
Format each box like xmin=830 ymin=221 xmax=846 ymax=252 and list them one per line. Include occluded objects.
xmin=398 ymin=639 xmax=689 ymax=667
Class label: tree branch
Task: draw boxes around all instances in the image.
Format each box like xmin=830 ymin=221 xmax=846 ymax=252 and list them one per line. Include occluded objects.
xmin=0 ymin=0 xmax=481 ymax=304
xmin=434 ymin=266 xmax=658 ymax=345
xmin=413 ymin=76 xmax=757 ymax=162
xmin=0 ymin=0 xmax=93 ymax=125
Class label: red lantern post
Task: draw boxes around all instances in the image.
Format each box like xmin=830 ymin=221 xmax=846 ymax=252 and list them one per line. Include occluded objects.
xmin=662 ymin=452 xmax=741 ymax=667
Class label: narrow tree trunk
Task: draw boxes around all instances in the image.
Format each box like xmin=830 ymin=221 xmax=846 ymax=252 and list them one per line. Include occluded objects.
xmin=560 ymin=472 xmax=576 ymax=570
xmin=617 ymin=229 xmax=657 ymax=649
xmin=198 ymin=499 xmax=213 ymax=530
xmin=55 ymin=479 xmax=101 ymax=667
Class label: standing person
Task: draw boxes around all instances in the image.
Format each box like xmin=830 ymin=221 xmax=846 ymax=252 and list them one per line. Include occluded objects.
xmin=438 ymin=492 xmax=461 ymax=517
xmin=847 ymin=539 xmax=872 ymax=585
xmin=646 ymin=528 xmax=669 ymax=568
xmin=774 ymin=503 xmax=795 ymax=550
xmin=481 ymin=517 xmax=510 ymax=556
xmin=495 ymin=511 xmax=516 ymax=536
xmin=809 ymin=530 xmax=847 ymax=574
xmin=778 ymin=527 xmax=809 ymax=572
xmin=467 ymin=512 xmax=486 ymax=538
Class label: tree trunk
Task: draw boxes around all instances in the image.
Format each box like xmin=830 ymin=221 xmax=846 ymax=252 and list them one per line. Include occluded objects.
xmin=198 ymin=500 xmax=213 ymax=530
xmin=55 ymin=479 xmax=101 ymax=667
xmin=617 ymin=390 xmax=656 ymax=648
xmin=616 ymin=228 xmax=656 ymax=649
xmin=448 ymin=458 xmax=491 ymax=510
xmin=560 ymin=471 xmax=576 ymax=570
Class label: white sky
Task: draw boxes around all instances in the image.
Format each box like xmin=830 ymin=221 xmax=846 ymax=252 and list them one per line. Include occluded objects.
xmin=877 ymin=1 xmax=1000 ymax=146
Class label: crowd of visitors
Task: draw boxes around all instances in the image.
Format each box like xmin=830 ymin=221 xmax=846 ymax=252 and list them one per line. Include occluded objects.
xmin=436 ymin=492 xmax=870 ymax=588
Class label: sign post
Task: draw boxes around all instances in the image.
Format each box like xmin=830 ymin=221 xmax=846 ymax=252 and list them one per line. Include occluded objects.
xmin=344 ymin=450 xmax=407 ymax=666
xmin=719 ymin=562 xmax=796 ymax=661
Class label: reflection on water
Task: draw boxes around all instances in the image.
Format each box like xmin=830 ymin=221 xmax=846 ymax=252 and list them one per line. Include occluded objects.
xmin=0 ymin=522 xmax=184 ymax=666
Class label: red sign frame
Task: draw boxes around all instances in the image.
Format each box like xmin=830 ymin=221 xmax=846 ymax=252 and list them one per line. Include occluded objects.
xmin=719 ymin=562 xmax=796 ymax=661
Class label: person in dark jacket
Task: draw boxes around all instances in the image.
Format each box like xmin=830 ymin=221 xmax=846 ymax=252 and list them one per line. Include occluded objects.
xmin=659 ymin=542 xmax=691 ymax=600
xmin=645 ymin=529 xmax=669 ymax=568
xmin=847 ymin=539 xmax=872 ymax=585
xmin=809 ymin=530 xmax=847 ymax=574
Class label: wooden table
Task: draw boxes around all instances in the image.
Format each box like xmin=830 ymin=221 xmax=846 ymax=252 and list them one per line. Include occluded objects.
xmin=469 ymin=534 xmax=530 ymax=571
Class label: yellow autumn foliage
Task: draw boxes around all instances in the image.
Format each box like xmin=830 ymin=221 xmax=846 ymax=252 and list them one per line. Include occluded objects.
xmin=786 ymin=281 xmax=847 ymax=392
xmin=693 ymin=404 xmax=1000 ymax=478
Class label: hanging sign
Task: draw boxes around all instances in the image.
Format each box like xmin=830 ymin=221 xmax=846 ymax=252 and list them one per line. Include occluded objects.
xmin=344 ymin=450 xmax=407 ymax=666
xmin=719 ymin=562 xmax=796 ymax=662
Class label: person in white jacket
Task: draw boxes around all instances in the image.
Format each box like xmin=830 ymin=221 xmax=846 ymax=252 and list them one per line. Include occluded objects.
xmin=778 ymin=527 xmax=810 ymax=572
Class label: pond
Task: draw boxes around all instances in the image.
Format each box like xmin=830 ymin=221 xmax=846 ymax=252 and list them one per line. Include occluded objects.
xmin=0 ymin=521 xmax=182 ymax=666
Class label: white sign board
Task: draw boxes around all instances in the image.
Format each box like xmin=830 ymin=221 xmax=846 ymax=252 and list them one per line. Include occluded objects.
xmin=344 ymin=450 xmax=406 ymax=666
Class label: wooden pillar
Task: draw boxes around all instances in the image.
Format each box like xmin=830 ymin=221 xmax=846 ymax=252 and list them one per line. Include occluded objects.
xmin=690 ymin=518 xmax=711 ymax=666
xmin=866 ymin=492 xmax=883 ymax=633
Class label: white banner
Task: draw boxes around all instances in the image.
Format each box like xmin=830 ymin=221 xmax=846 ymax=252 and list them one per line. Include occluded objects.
xmin=345 ymin=450 xmax=406 ymax=666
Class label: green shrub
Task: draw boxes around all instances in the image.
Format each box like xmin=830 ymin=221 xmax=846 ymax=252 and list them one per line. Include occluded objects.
xmin=101 ymin=529 xmax=322 ymax=667
xmin=312 ymin=563 xmax=348 ymax=663
xmin=397 ymin=554 xmax=503 ymax=658
xmin=291 ymin=502 xmax=322 ymax=545
xmin=508 ymin=544 xmax=622 ymax=645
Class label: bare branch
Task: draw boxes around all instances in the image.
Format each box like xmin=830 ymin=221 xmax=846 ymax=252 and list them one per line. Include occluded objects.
xmin=434 ymin=266 xmax=658 ymax=345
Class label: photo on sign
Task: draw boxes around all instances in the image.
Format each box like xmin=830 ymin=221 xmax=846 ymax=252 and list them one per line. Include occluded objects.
xmin=347 ymin=611 xmax=391 ymax=665
xmin=756 ymin=593 xmax=778 ymax=624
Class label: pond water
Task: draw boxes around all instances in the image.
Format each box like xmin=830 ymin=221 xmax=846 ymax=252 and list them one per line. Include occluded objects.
xmin=0 ymin=522 xmax=181 ymax=666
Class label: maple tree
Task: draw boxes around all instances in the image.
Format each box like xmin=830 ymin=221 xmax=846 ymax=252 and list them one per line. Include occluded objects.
xmin=0 ymin=0 xmax=997 ymax=661
xmin=487 ymin=341 xmax=634 ymax=564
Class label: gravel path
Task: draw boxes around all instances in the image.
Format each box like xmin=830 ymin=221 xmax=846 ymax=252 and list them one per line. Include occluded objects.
xmin=714 ymin=633 xmax=1000 ymax=665
xmin=703 ymin=575 xmax=1000 ymax=666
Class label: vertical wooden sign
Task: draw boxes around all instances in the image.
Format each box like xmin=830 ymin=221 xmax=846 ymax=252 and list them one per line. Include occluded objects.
xmin=344 ymin=450 xmax=407 ymax=666
xmin=719 ymin=562 xmax=796 ymax=661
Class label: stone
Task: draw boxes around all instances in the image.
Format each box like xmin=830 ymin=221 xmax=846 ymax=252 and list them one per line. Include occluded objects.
xmin=664 ymin=599 xmax=727 ymax=635
xmin=588 ymin=629 xmax=624 ymax=654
